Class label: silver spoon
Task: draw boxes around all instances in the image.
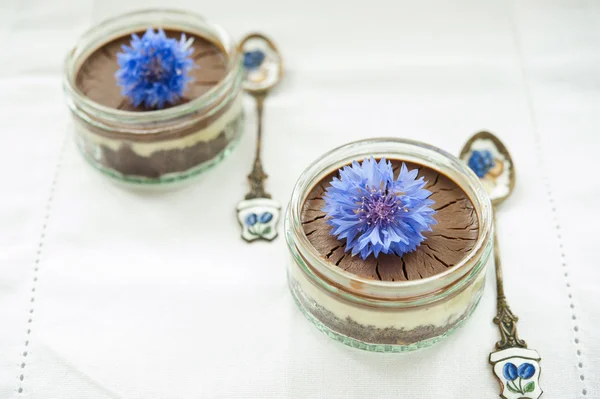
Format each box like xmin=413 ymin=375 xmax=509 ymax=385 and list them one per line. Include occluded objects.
xmin=461 ymin=131 xmax=543 ymax=399
xmin=236 ymin=33 xmax=283 ymax=242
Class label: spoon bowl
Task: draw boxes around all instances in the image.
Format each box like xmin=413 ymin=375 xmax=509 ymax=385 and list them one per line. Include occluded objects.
xmin=238 ymin=33 xmax=284 ymax=94
xmin=460 ymin=131 xmax=515 ymax=206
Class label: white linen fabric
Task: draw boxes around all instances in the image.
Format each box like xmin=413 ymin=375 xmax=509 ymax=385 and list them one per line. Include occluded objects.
xmin=0 ymin=0 xmax=598 ymax=398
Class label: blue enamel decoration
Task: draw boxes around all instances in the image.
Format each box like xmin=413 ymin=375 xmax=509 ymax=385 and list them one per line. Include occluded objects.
xmin=245 ymin=213 xmax=258 ymax=226
xmin=518 ymin=363 xmax=535 ymax=379
xmin=259 ymin=212 xmax=273 ymax=223
xmin=503 ymin=362 xmax=518 ymax=381
xmin=243 ymin=50 xmax=266 ymax=70
xmin=468 ymin=149 xmax=495 ymax=178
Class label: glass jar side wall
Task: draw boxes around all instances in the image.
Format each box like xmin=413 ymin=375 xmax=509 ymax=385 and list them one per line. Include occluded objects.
xmin=287 ymin=250 xmax=489 ymax=352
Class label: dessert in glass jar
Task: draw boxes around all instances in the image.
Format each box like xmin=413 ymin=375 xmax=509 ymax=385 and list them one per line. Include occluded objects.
xmin=285 ymin=138 xmax=493 ymax=352
xmin=63 ymin=9 xmax=244 ymax=184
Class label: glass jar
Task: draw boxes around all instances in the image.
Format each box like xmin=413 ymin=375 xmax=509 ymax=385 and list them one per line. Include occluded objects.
xmin=285 ymin=138 xmax=493 ymax=352
xmin=63 ymin=9 xmax=244 ymax=184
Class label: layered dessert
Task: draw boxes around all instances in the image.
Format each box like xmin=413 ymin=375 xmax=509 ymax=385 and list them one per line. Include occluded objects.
xmin=288 ymin=157 xmax=490 ymax=350
xmin=65 ymin=14 xmax=245 ymax=182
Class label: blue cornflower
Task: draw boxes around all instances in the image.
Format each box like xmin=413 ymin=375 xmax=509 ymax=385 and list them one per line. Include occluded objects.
xmin=322 ymin=157 xmax=437 ymax=260
xmin=115 ymin=28 xmax=195 ymax=109
xmin=468 ymin=150 xmax=495 ymax=178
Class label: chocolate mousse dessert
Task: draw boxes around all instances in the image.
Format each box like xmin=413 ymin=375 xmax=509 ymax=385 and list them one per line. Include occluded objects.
xmin=302 ymin=160 xmax=479 ymax=281
xmin=294 ymin=159 xmax=483 ymax=346
xmin=71 ymin=28 xmax=244 ymax=181
xmin=77 ymin=31 xmax=227 ymax=111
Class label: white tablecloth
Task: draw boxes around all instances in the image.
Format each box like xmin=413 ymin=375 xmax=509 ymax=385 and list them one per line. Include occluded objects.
xmin=1 ymin=0 xmax=598 ymax=398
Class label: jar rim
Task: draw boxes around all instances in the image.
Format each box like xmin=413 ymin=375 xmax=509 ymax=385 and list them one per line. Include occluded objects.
xmin=62 ymin=8 xmax=242 ymax=129
xmin=285 ymin=137 xmax=493 ymax=301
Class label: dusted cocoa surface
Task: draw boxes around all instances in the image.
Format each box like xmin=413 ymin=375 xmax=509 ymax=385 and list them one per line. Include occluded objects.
xmin=301 ymin=161 xmax=479 ymax=281
xmin=76 ymin=30 xmax=228 ymax=110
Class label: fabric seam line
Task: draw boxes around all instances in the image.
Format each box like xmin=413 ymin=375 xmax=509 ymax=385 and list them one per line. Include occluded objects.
xmin=508 ymin=1 xmax=587 ymax=396
xmin=15 ymin=134 xmax=68 ymax=395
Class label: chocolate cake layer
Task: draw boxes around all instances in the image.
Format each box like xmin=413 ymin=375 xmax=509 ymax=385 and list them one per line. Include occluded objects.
xmin=301 ymin=161 xmax=479 ymax=281
xmin=76 ymin=30 xmax=228 ymax=110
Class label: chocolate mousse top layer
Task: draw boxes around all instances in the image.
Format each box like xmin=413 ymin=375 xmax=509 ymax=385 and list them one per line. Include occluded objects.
xmin=76 ymin=30 xmax=228 ymax=111
xmin=301 ymin=160 xmax=479 ymax=281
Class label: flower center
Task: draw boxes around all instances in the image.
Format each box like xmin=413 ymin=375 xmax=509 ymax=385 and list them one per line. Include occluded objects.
xmin=358 ymin=187 xmax=405 ymax=228
xmin=144 ymin=56 xmax=166 ymax=82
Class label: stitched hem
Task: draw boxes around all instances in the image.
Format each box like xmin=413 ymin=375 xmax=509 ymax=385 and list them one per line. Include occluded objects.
xmin=16 ymin=135 xmax=68 ymax=395
xmin=509 ymin=2 xmax=587 ymax=396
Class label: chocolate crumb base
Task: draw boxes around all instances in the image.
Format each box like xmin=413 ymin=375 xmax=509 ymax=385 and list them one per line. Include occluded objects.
xmin=80 ymin=115 xmax=243 ymax=179
xmin=301 ymin=160 xmax=479 ymax=281
xmin=101 ymin=132 xmax=227 ymax=178
xmin=291 ymin=278 xmax=480 ymax=347
xmin=76 ymin=30 xmax=228 ymax=111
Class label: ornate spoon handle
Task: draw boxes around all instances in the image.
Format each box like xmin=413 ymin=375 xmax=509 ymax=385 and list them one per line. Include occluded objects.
xmin=489 ymin=209 xmax=542 ymax=399
xmin=492 ymin=210 xmax=527 ymax=351
xmin=236 ymin=34 xmax=282 ymax=243
xmin=460 ymin=131 xmax=543 ymax=398
xmin=236 ymin=92 xmax=280 ymax=242
xmin=245 ymin=93 xmax=271 ymax=200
